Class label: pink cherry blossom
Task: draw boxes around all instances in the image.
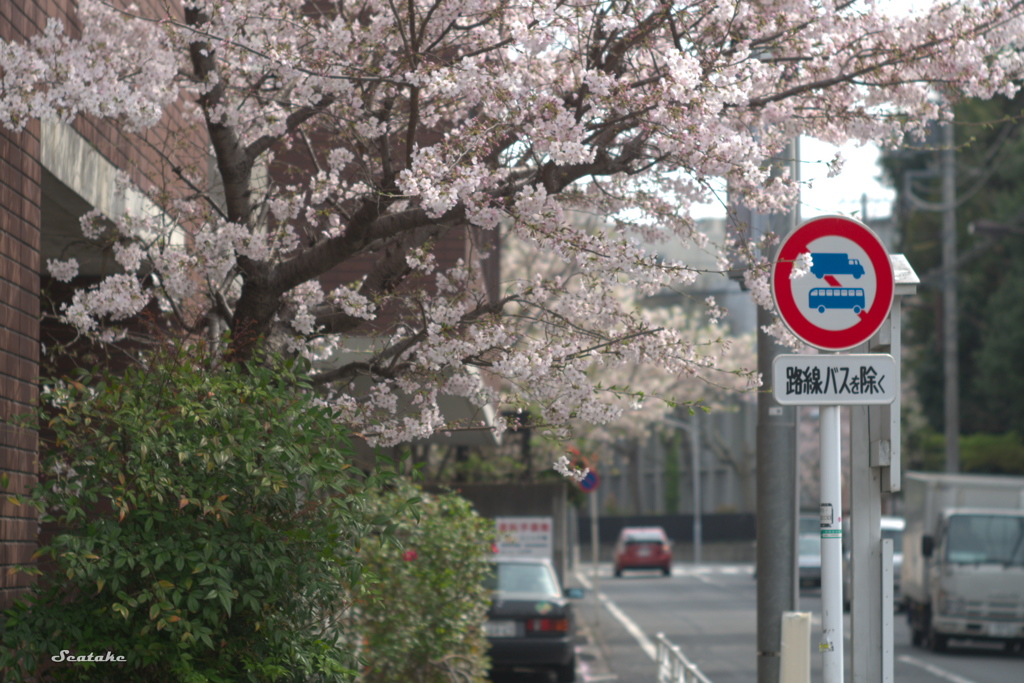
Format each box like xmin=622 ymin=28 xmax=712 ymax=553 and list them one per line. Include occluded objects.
xmin=3 ymin=0 xmax=1023 ymax=465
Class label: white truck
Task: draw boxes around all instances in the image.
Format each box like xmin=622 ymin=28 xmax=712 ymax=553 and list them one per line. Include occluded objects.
xmin=901 ymin=471 xmax=1024 ymax=652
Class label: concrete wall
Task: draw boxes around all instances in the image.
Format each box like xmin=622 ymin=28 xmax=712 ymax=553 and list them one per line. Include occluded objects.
xmin=578 ymin=541 xmax=756 ymax=564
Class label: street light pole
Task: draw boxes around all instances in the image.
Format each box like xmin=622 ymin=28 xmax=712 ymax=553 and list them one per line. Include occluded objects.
xmin=663 ymin=416 xmax=701 ymax=563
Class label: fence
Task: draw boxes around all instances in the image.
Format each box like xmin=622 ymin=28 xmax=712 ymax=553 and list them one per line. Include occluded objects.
xmin=578 ymin=513 xmax=756 ymax=544
xmin=655 ymin=633 xmax=713 ymax=683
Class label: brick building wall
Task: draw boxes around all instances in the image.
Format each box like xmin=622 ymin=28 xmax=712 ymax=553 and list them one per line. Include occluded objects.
xmin=0 ymin=120 xmax=41 ymax=612
xmin=0 ymin=0 xmax=195 ymax=610
xmin=0 ymin=1 xmax=47 ymax=614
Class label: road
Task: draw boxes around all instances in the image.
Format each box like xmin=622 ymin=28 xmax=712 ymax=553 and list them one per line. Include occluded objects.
xmin=564 ymin=562 xmax=1023 ymax=683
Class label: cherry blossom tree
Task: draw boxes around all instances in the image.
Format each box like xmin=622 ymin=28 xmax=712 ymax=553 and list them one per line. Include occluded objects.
xmin=4 ymin=0 xmax=1024 ymax=453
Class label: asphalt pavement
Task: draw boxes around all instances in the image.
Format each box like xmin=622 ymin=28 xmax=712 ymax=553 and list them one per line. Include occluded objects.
xmin=556 ymin=562 xmax=1024 ymax=683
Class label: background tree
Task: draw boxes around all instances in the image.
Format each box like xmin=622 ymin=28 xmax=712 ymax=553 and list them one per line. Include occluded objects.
xmin=5 ymin=0 xmax=1024 ymax=457
xmin=882 ymin=89 xmax=1024 ymax=473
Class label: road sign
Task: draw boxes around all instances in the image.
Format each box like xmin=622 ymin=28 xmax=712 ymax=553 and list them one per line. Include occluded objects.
xmin=772 ymin=216 xmax=895 ymax=350
xmin=773 ymin=354 xmax=897 ymax=405
xmin=578 ymin=469 xmax=600 ymax=492
xmin=494 ymin=516 xmax=553 ymax=558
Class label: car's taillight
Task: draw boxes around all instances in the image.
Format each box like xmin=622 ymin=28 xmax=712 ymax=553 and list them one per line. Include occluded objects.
xmin=526 ymin=618 xmax=570 ymax=634
xmin=661 ymin=543 xmax=670 ymax=553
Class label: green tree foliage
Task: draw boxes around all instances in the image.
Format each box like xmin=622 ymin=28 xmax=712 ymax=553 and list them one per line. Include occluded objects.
xmin=346 ymin=484 xmax=494 ymax=683
xmin=1 ymin=343 xmax=394 ymax=682
xmin=884 ymin=88 xmax=1024 ymax=472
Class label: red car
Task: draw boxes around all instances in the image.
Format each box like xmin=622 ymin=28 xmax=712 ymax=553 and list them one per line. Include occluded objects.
xmin=613 ymin=527 xmax=673 ymax=577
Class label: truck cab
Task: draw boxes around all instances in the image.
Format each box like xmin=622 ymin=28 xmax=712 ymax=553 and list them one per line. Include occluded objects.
xmin=907 ymin=508 xmax=1024 ymax=651
xmin=901 ymin=471 xmax=1024 ymax=653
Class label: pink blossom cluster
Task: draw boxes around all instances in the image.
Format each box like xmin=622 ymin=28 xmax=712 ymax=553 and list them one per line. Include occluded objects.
xmin=6 ymin=1 xmax=1024 ymax=457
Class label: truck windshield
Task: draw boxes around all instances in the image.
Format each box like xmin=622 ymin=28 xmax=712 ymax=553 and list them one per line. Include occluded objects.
xmin=946 ymin=514 xmax=1024 ymax=565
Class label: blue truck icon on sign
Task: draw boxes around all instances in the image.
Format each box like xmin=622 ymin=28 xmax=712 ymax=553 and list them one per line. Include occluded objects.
xmin=810 ymin=253 xmax=864 ymax=278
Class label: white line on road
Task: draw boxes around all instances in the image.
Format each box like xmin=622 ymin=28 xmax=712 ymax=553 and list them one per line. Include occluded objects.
xmin=897 ymin=654 xmax=980 ymax=683
xmin=575 ymin=570 xmax=657 ymax=661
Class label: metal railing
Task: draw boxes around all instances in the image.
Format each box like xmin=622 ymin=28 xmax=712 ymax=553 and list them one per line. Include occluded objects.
xmin=655 ymin=632 xmax=713 ymax=683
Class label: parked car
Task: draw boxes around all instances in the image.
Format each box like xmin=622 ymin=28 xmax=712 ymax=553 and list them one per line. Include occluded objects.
xmin=799 ymin=533 xmax=822 ymax=588
xmin=484 ymin=556 xmax=583 ymax=682
xmin=842 ymin=516 xmax=905 ymax=610
xmin=613 ymin=526 xmax=673 ymax=577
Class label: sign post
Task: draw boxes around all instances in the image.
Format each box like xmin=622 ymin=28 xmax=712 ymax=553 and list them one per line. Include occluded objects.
xmin=575 ymin=461 xmax=601 ymax=576
xmin=771 ymin=216 xmax=896 ymax=683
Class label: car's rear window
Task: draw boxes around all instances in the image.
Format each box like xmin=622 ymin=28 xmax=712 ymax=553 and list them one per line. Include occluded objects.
xmin=625 ymin=533 xmax=664 ymax=544
xmin=484 ymin=562 xmax=561 ymax=596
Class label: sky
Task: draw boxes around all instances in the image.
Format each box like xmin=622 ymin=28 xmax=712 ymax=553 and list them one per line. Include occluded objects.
xmin=688 ymin=136 xmax=897 ymax=223
xmin=796 ymin=137 xmax=896 ymax=222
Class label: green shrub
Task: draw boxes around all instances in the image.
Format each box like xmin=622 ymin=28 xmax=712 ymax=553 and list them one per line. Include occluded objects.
xmin=905 ymin=427 xmax=1024 ymax=474
xmin=347 ymin=484 xmax=494 ymax=683
xmin=1 ymin=343 xmax=396 ymax=682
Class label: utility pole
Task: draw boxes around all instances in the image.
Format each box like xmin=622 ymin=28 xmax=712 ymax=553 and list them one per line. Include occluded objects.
xmin=755 ymin=303 xmax=798 ymax=683
xmin=730 ymin=138 xmax=799 ymax=683
xmin=941 ymin=119 xmax=960 ymax=473
xmin=901 ymin=115 xmax=960 ymax=472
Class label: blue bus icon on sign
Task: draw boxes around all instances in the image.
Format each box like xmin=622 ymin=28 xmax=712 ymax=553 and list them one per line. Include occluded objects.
xmin=810 ymin=253 xmax=864 ymax=278
xmin=809 ymin=287 xmax=865 ymax=314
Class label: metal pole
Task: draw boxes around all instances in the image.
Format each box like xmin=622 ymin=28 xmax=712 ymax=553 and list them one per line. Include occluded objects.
xmin=820 ymin=404 xmax=844 ymax=683
xmin=590 ymin=486 xmax=599 ymax=576
xmin=941 ymin=118 xmax=960 ymax=473
xmin=691 ymin=413 xmax=702 ymax=564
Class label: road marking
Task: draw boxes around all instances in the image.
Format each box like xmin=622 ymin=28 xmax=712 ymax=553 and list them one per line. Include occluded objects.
xmin=897 ymin=654 xmax=979 ymax=683
xmin=584 ymin=563 xmax=755 ymax=578
xmin=575 ymin=570 xmax=657 ymax=661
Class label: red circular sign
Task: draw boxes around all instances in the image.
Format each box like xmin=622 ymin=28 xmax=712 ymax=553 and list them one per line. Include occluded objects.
xmin=772 ymin=216 xmax=894 ymax=350
xmin=578 ymin=469 xmax=599 ymax=492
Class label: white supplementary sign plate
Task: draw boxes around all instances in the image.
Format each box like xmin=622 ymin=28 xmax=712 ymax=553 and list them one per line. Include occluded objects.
xmin=773 ymin=354 xmax=897 ymax=406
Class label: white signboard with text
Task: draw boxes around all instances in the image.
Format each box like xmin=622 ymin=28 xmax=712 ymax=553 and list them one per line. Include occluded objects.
xmin=773 ymin=354 xmax=897 ymax=406
xmin=494 ymin=516 xmax=553 ymax=559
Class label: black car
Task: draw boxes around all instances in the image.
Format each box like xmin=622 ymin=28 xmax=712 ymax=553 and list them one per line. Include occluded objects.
xmin=484 ymin=556 xmax=584 ymax=682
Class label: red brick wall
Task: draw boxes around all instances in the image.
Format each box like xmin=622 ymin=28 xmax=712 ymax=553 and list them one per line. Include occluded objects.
xmin=0 ymin=119 xmax=41 ymax=611
xmin=0 ymin=0 xmax=199 ymax=610
xmin=0 ymin=0 xmax=47 ymax=612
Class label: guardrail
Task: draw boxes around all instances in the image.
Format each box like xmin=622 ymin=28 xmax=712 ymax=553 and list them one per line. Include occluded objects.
xmin=655 ymin=632 xmax=713 ymax=683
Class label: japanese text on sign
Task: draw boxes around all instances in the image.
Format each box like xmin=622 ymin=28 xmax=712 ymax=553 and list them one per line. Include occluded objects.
xmin=494 ymin=516 xmax=553 ymax=559
xmin=785 ymin=365 xmax=886 ymax=397
xmin=772 ymin=354 xmax=897 ymax=406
